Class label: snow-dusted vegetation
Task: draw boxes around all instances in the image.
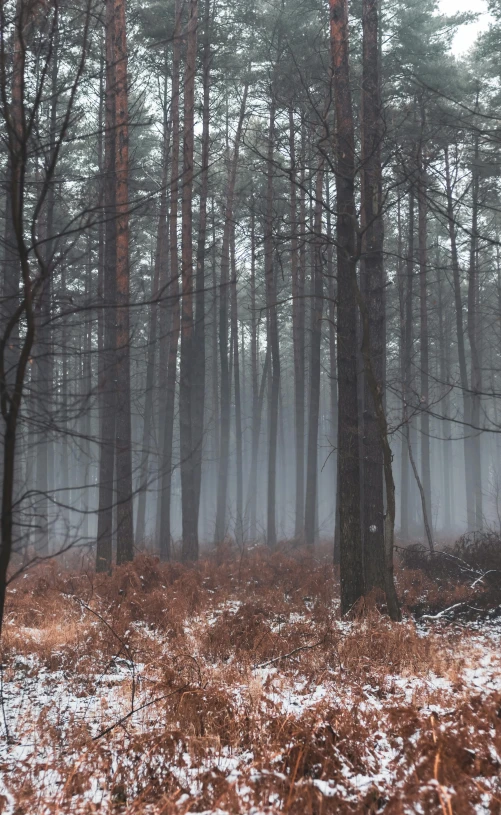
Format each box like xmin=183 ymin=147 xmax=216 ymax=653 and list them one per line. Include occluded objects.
xmin=0 ymin=546 xmax=500 ymax=813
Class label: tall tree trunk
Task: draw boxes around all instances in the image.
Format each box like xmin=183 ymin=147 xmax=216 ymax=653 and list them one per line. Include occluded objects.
xmin=135 ymin=78 xmax=170 ymax=545
xmin=60 ymin=261 xmax=70 ymax=514
xmin=244 ymin=198 xmax=259 ymax=538
xmin=330 ymin=0 xmax=364 ymax=612
xmin=0 ymin=0 xmax=25 ymax=571
xmin=399 ymin=192 xmax=414 ymax=540
xmin=179 ymin=0 xmax=198 ymax=561
xmin=35 ymin=224 xmax=50 ymax=553
xmin=304 ymin=160 xmax=324 ymax=546
xmin=94 ymin=43 xmax=105 ymax=546
xmin=96 ymin=39 xmax=105 ymax=544
xmin=417 ymin=136 xmax=432 ymax=542
xmin=357 ymin=265 xmax=402 ymax=619
xmin=496 ymin=240 xmax=501 ymax=520
xmin=360 ymin=0 xmax=385 ymax=591
xmin=97 ymin=36 xmax=105 ymax=398
xmin=444 ymin=145 xmax=475 ymax=530
xmin=159 ymin=0 xmax=182 ymax=560
xmin=80 ymin=238 xmax=92 ymax=541
xmin=240 ymin=319 xmax=247 ymax=524
xmin=264 ymin=99 xmax=280 ymax=549
xmin=289 ymin=107 xmax=305 ymax=540
xmin=437 ymin=264 xmax=452 ymax=530
xmin=192 ymin=0 xmax=211 ymax=536
xmin=35 ymin=21 xmax=59 ymax=553
xmin=231 ymin=228 xmax=243 ymax=544
xmin=214 ymin=83 xmax=248 ymax=543
xmin=2 ymin=0 xmax=23 ymax=388
xmin=210 ymin=197 xmax=220 ymax=451
xmin=326 ymin=175 xmax=339 ymax=559
xmin=114 ymin=0 xmax=134 ymax=564
xmin=468 ymin=139 xmax=483 ymax=529
xmin=299 ymin=120 xmax=307 ymax=530
xmin=245 ymin=346 xmax=270 ymax=537
xmin=96 ymin=0 xmax=117 ymax=572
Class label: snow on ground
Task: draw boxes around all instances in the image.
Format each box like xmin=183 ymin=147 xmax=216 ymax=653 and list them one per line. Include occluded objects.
xmin=0 ymin=610 xmax=500 ymax=813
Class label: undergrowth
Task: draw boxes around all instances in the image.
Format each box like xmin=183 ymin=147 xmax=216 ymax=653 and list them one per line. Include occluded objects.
xmin=0 ymin=544 xmax=500 ymax=813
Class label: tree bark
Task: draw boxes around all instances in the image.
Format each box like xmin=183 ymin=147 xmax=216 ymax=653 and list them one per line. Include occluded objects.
xmin=437 ymin=263 xmax=452 ymax=530
xmin=179 ymin=0 xmax=198 ymax=562
xmin=264 ymin=99 xmax=280 ymax=549
xmin=214 ymin=83 xmax=248 ymax=543
xmin=417 ymin=137 xmax=432 ymax=543
xmin=330 ymin=0 xmax=364 ymax=612
xmin=399 ymin=192 xmax=414 ymax=540
xmin=35 ymin=20 xmax=59 ymax=554
xmin=0 ymin=0 xmax=25 ymax=573
xmin=80 ymin=238 xmax=93 ymax=541
xmin=158 ymin=0 xmax=182 ymax=560
xmin=357 ymin=274 xmax=401 ymax=619
xmin=360 ymin=0 xmax=386 ymax=591
xmin=326 ymin=175 xmax=339 ymax=560
xmin=231 ymin=228 xmax=243 ymax=544
xmin=304 ymin=160 xmax=324 ymax=546
xmin=244 ymin=198 xmax=259 ymax=539
xmin=468 ymin=138 xmax=483 ymax=530
xmin=210 ymin=196 xmax=220 ymax=459
xmin=191 ymin=0 xmax=211 ymax=536
xmin=96 ymin=0 xmax=117 ymax=572
xmin=135 ymin=64 xmax=170 ymax=545
xmin=114 ymin=0 xmax=134 ymax=564
xmin=444 ymin=145 xmax=475 ymax=531
xmin=289 ymin=107 xmax=305 ymax=540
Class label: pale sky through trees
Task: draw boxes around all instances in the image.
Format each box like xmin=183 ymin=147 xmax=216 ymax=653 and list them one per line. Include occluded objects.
xmin=439 ymin=0 xmax=491 ymax=53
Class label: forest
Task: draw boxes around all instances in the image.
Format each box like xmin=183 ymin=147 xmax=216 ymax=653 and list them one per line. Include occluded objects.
xmin=0 ymin=0 xmax=500 ymax=811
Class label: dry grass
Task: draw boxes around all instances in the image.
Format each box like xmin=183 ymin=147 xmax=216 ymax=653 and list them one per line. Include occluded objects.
xmin=0 ymin=546 xmax=500 ymax=813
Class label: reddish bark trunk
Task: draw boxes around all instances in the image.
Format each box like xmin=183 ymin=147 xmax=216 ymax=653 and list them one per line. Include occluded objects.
xmin=96 ymin=0 xmax=117 ymax=572
xmin=114 ymin=0 xmax=134 ymax=564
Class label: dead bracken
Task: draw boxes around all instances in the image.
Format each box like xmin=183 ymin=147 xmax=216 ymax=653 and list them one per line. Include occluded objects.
xmin=0 ymin=546 xmax=500 ymax=814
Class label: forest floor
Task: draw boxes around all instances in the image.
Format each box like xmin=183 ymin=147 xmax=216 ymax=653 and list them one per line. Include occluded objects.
xmin=0 ymin=543 xmax=500 ymax=814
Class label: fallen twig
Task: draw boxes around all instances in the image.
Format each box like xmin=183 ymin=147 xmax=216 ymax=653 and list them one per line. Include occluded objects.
xmin=0 ymin=662 xmax=10 ymax=742
xmin=420 ymin=603 xmax=465 ymax=620
xmin=471 ymin=570 xmax=500 ymax=589
xmin=253 ymin=640 xmax=323 ymax=670
xmin=93 ymin=684 xmax=190 ymax=740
